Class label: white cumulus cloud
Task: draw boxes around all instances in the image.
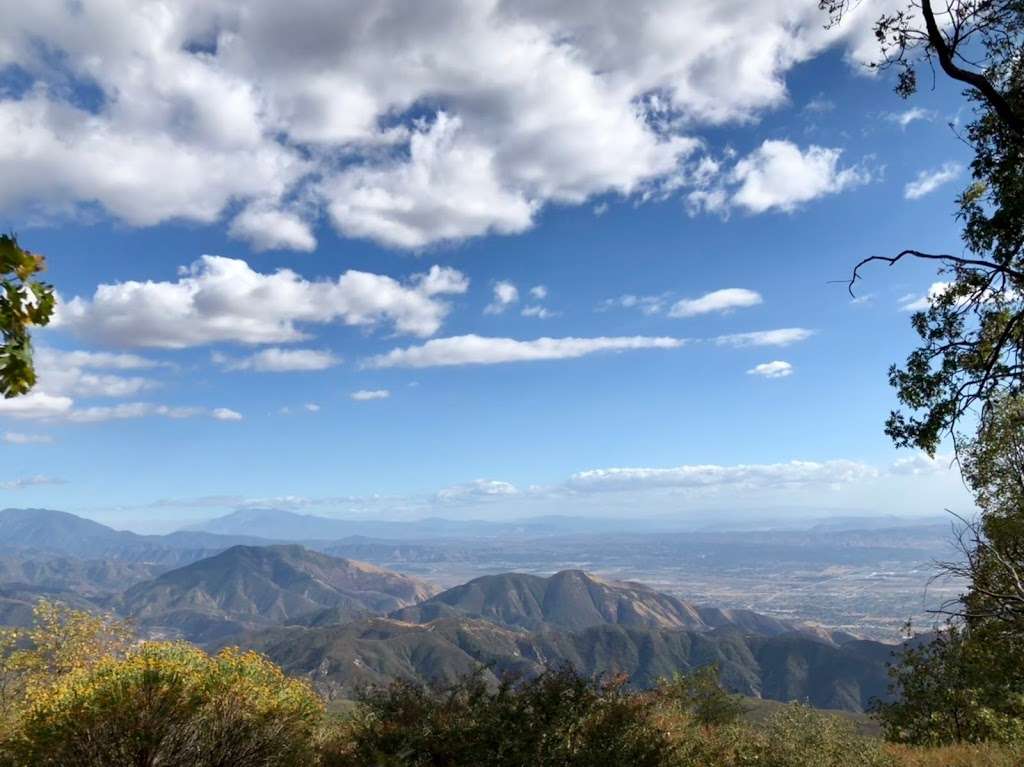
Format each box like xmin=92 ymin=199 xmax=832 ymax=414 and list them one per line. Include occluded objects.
xmin=484 ymin=281 xmax=520 ymax=315
xmin=0 ymin=392 xmax=74 ymax=419
xmin=228 ymin=203 xmax=318 ymax=252
xmin=62 ymin=256 xmax=468 ymax=348
xmin=729 ymin=140 xmax=870 ymax=214
xmin=0 ymin=0 xmax=883 ymax=248
xmin=890 ymin=453 xmax=953 ymax=476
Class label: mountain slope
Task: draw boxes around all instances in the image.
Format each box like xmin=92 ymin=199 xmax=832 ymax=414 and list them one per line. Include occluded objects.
xmin=0 ymin=585 xmax=103 ymax=628
xmin=243 ymin=616 xmax=892 ymax=712
xmin=390 ymin=570 xmax=804 ymax=638
xmin=121 ymin=545 xmax=439 ymax=641
xmin=0 ymin=556 xmax=166 ymax=596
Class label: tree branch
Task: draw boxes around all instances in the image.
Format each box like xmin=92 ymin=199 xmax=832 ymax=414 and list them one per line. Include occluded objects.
xmin=921 ymin=0 xmax=1024 ymax=139
xmin=846 ymin=249 xmax=1024 ymax=297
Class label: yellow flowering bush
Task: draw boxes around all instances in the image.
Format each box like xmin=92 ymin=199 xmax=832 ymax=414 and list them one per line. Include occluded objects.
xmin=2 ymin=641 xmax=323 ymax=767
xmin=0 ymin=600 xmax=133 ymax=727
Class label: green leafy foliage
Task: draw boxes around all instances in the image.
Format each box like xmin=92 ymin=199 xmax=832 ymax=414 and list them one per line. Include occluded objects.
xmin=874 ymin=626 xmax=1024 ymax=746
xmin=873 ymin=396 xmax=1024 ymax=747
xmin=320 ymin=667 xmax=674 ymax=767
xmin=657 ymin=664 xmax=746 ymax=727
xmin=954 ymin=395 xmax=1024 ymax=633
xmin=320 ymin=669 xmax=904 ymax=767
xmin=0 ymin=234 xmax=55 ymax=398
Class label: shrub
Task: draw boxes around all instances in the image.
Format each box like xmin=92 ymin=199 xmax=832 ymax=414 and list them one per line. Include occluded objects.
xmin=1 ymin=642 xmax=323 ymax=767
xmin=656 ymin=664 xmax=746 ymax=727
xmin=0 ymin=601 xmax=132 ymax=735
xmin=752 ymin=704 xmax=895 ymax=767
xmin=666 ymin=703 xmax=897 ymax=767
xmin=320 ymin=667 xmax=674 ymax=767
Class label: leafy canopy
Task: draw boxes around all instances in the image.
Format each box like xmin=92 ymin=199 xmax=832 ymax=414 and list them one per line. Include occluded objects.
xmin=0 ymin=234 xmax=55 ymax=398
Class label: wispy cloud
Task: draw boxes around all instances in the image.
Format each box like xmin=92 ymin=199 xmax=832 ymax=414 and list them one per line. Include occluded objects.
xmin=350 ymin=389 xmax=391 ymax=401
xmin=364 ymin=335 xmax=685 ymax=368
xmin=0 ymin=395 xmax=241 ymax=424
xmin=804 ymin=96 xmax=835 ymax=113
xmin=714 ymin=328 xmax=815 ymax=347
xmin=597 ymin=293 xmax=671 ymax=316
xmin=521 ymin=305 xmax=556 ymax=319
xmin=904 ymin=163 xmax=962 ymax=200
xmin=1 ymin=475 xmax=67 ymax=490
xmin=747 ymin=360 xmax=793 ymax=378
xmin=3 ymin=431 xmax=54 ymax=445
xmin=887 ymin=107 xmax=933 ymax=128
xmin=213 ymin=348 xmax=341 ymax=372
xmin=436 ymin=479 xmax=519 ymax=503
xmin=567 ymin=459 xmax=878 ymax=492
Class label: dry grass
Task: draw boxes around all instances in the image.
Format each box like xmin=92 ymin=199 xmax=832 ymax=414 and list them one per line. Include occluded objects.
xmin=885 ymin=742 xmax=1024 ymax=767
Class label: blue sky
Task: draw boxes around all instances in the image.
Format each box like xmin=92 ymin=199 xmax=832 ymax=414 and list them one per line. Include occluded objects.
xmin=0 ymin=1 xmax=978 ymax=531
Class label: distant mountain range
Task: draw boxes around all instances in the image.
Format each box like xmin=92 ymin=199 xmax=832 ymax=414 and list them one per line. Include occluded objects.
xmin=0 ymin=507 xmax=911 ymax=712
xmin=188 ymin=508 xmax=684 ymax=540
xmin=189 ymin=507 xmax=950 ymax=542
xmin=0 ymin=508 xmax=271 ymax=565
xmin=2 ymin=507 xmax=950 ymax=560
